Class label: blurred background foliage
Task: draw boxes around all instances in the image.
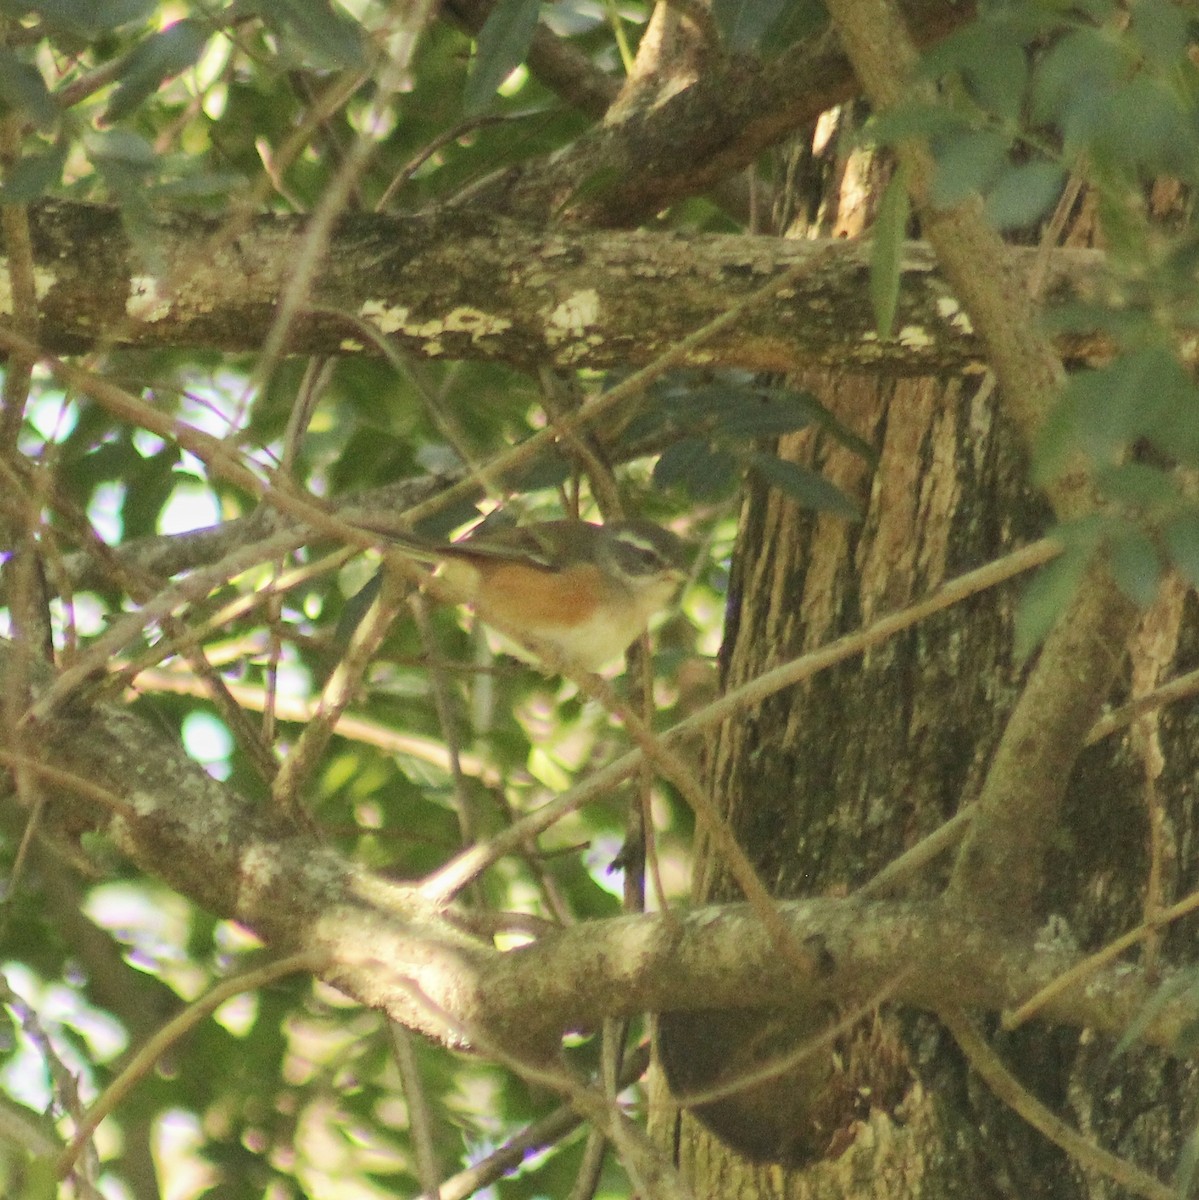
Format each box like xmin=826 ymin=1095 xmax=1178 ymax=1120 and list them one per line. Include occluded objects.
xmin=0 ymin=0 xmax=1198 ymax=1196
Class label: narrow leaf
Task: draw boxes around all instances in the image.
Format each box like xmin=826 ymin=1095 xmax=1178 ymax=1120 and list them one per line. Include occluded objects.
xmin=2 ymin=0 xmax=154 ymax=36
xmin=464 ymin=0 xmax=541 ymax=115
xmin=747 ymin=452 xmax=860 ymax=518
xmin=1175 ymin=1120 xmax=1199 ymax=1200
xmin=1164 ymin=511 xmax=1199 ymax=588
xmin=1111 ymin=968 xmax=1199 ymax=1059
xmin=0 ymin=45 xmax=56 ymax=131
xmin=104 ymin=20 xmax=210 ymax=124
xmin=1014 ymin=542 xmax=1091 ymax=659
xmin=258 ymin=0 xmax=367 ymax=68
xmin=712 ymin=0 xmax=787 ymax=51
xmin=871 ymin=163 xmax=911 ymax=338
xmin=655 ymin=438 xmax=738 ymax=499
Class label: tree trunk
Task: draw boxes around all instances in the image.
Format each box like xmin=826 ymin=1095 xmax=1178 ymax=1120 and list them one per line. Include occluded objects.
xmin=651 ymin=354 xmax=1199 ymax=1196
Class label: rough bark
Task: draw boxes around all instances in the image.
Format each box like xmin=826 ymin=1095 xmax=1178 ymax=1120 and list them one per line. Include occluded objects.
xmin=654 ymin=373 xmax=1199 ymax=1197
xmin=1 ymin=200 xmax=1127 ymax=372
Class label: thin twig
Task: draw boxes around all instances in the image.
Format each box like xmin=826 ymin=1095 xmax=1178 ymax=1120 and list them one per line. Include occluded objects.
xmin=389 ymin=1022 xmax=444 ymax=1199
xmin=942 ymin=1007 xmax=1174 ymax=1200
xmin=56 ymin=951 xmax=329 ymax=1181
xmin=1002 ymin=885 xmax=1199 ymax=1031
xmin=433 ymin=1044 xmax=651 ymax=1200
xmin=271 ymin=563 xmax=411 ymax=812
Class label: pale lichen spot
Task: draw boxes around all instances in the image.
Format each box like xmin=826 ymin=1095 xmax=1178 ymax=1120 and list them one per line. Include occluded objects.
xmin=935 ymin=295 xmax=974 ymax=335
xmin=440 ymin=306 xmax=511 ymax=340
xmin=127 ymin=275 xmax=172 ymax=322
xmin=0 ymin=261 xmax=58 ymax=314
xmin=546 ymin=289 xmax=600 ymax=344
xmin=340 ymin=338 xmax=364 ymax=351
xmin=898 ymin=324 xmax=933 ymax=349
xmin=361 ymin=300 xmax=509 ymax=345
xmin=239 ymin=843 xmax=283 ymax=899
xmin=360 ymin=298 xmax=410 ymax=334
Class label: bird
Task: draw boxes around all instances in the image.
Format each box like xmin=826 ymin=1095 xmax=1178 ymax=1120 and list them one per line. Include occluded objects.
xmin=381 ymin=518 xmax=691 ymax=671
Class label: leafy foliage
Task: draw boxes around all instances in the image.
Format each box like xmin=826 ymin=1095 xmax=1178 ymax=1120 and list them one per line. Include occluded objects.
xmin=0 ymin=0 xmax=1197 ymax=1196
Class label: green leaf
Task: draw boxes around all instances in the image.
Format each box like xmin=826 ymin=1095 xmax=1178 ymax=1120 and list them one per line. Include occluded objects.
xmin=865 ymin=103 xmax=971 ymax=150
xmin=0 ymin=141 xmax=68 ymax=202
xmin=654 ymin=438 xmax=738 ymax=499
xmin=1130 ymin=0 xmax=1191 ymax=70
xmin=1035 ymin=347 xmax=1193 ymax=481
xmin=1175 ymin=1015 xmax=1199 ymax=1057
xmin=0 ymin=0 xmax=154 ymax=35
xmin=764 ymin=0 xmax=828 ymax=49
xmin=257 ymin=0 xmax=367 ymax=69
xmin=1013 ymin=518 xmax=1104 ymax=658
xmin=1030 ymin=27 xmax=1125 ymax=127
xmin=18 ymin=1155 xmax=57 ymax=1200
xmin=715 ymin=397 xmax=814 ymax=438
xmin=871 ymin=163 xmax=910 ymax=338
xmin=0 ymin=45 xmax=56 ymax=131
xmin=149 ymin=170 xmax=249 ymax=200
xmin=1108 ymin=525 xmax=1162 ymax=606
xmin=104 ymin=20 xmax=211 ymax=124
xmin=930 ymin=128 xmax=1009 ymax=209
xmin=654 ymin=437 xmax=714 ymax=487
xmin=746 ymin=452 xmax=860 ymax=518
xmin=84 ymin=127 xmax=157 ymax=168
xmin=557 ymin=164 xmax=621 ymax=215
xmin=1111 ymin=967 xmax=1199 ymax=1058
xmin=1164 ymin=510 xmax=1199 ymax=587
xmin=464 ymin=0 xmax=541 ymax=115
xmin=965 ymin=37 xmax=1029 ymax=123
xmin=985 ymin=161 xmax=1066 ymax=231
xmin=703 ymin=383 xmax=877 ymax=463
xmin=712 ymin=0 xmax=788 ymax=51
xmin=1175 ymin=1118 xmax=1199 ymax=1200
xmin=1097 ymin=74 xmax=1199 ymax=181
xmin=922 ymin=24 xmax=1030 ymax=123
xmin=1093 ymin=462 xmax=1180 ymax=511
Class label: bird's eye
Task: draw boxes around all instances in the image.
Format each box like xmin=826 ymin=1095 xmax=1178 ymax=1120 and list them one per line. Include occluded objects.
xmin=612 ymin=535 xmax=665 ymax=576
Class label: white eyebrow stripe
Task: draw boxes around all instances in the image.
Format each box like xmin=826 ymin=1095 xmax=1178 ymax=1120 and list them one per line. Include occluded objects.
xmin=614 ymin=533 xmax=664 ymax=555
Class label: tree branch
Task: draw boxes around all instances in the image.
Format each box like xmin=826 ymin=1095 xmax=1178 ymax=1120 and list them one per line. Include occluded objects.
xmin=453 ymin=0 xmax=976 ymax=225
xmin=9 ymin=200 xmax=1121 ymax=373
xmin=1 ymin=640 xmax=1188 ymax=1064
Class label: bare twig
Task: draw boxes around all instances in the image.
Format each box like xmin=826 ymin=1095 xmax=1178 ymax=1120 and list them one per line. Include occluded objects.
xmin=56 ymin=951 xmax=328 ymax=1181
xmin=942 ymin=1007 xmax=1174 ymax=1200
xmin=1002 ymin=885 xmax=1199 ymax=1031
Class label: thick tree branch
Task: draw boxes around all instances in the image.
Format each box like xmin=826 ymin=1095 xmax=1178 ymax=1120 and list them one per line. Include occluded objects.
xmin=452 ymin=0 xmax=975 ymax=226
xmin=1 ymin=640 xmax=1190 ymax=1062
xmin=4 ymin=200 xmax=1121 ymax=373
